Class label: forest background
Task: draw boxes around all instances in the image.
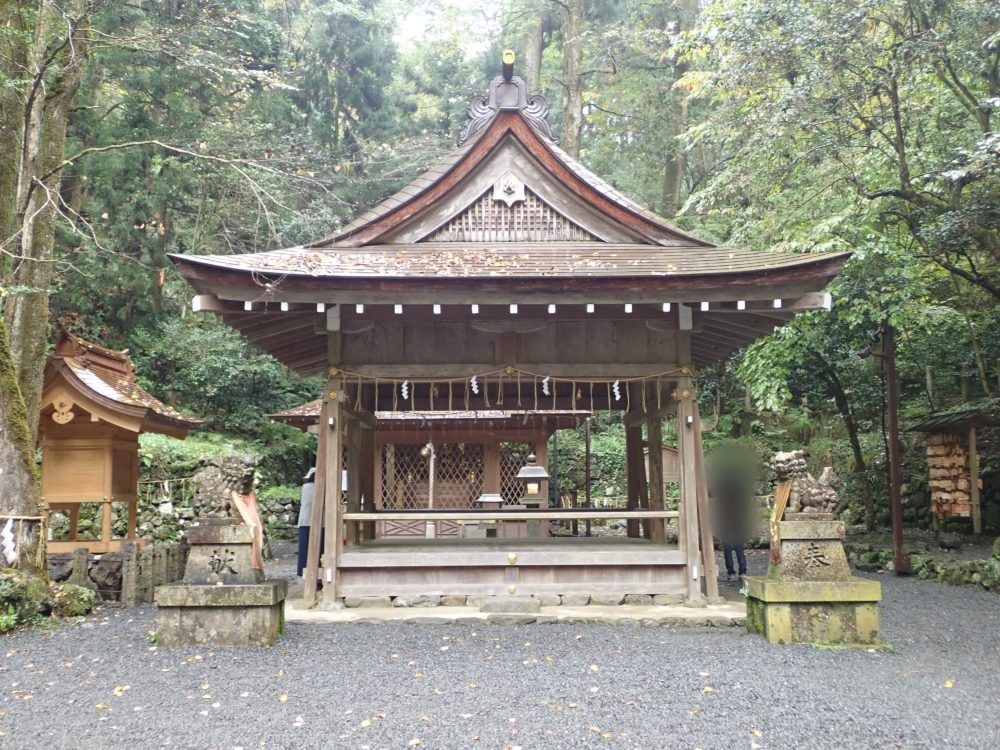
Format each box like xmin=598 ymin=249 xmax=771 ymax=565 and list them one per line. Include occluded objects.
xmin=1 ymin=0 xmax=998 ymax=552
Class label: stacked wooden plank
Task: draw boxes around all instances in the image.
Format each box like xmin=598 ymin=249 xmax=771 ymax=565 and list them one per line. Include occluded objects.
xmin=926 ymin=433 xmax=977 ymax=518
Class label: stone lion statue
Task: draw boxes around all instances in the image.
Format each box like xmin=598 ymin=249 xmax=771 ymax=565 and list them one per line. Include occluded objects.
xmin=770 ymin=450 xmax=838 ymax=514
xmin=191 ymin=454 xmax=258 ymax=518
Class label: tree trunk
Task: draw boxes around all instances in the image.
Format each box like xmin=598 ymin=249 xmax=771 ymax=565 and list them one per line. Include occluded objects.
xmin=812 ymin=351 xmax=876 ymax=530
xmin=559 ymin=0 xmax=584 ymax=158
xmin=4 ymin=0 xmax=91 ymax=435
xmin=660 ymin=0 xmax=699 ymax=217
xmin=0 ymin=0 xmax=90 ymax=573
xmin=521 ymin=12 xmax=545 ymax=91
xmin=0 ymin=315 xmax=42 ymax=568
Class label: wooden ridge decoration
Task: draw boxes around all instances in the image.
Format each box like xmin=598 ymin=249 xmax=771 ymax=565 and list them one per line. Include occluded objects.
xmin=457 ymin=56 xmax=557 ymax=147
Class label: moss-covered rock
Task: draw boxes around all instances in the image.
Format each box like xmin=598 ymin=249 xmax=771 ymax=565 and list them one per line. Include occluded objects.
xmin=53 ymin=583 xmax=97 ymax=617
xmin=0 ymin=569 xmax=54 ymax=621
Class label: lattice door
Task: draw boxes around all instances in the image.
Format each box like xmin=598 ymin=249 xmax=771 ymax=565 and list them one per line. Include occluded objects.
xmin=379 ymin=443 xmax=484 ymax=537
xmin=500 ymin=442 xmax=535 ymax=505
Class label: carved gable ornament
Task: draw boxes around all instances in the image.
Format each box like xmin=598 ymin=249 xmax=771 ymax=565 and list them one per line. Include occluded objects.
xmin=52 ymin=396 xmax=75 ymax=424
xmin=492 ymin=170 xmax=526 ymax=207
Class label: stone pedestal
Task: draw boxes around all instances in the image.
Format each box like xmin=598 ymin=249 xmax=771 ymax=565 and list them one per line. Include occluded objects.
xmin=155 ymin=519 xmax=286 ymax=647
xmin=746 ymin=513 xmax=881 ymax=645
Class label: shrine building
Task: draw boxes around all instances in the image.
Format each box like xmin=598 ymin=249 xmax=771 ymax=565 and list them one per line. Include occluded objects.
xmin=172 ymin=57 xmax=849 ymax=606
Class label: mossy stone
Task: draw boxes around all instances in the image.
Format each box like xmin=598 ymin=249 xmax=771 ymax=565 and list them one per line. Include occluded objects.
xmin=54 ymin=583 xmax=97 ymax=617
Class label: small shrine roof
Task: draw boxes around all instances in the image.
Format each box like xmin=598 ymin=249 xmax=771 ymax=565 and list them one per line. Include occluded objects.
xmin=44 ymin=332 xmax=202 ymax=435
xmin=908 ymin=401 xmax=997 ymax=433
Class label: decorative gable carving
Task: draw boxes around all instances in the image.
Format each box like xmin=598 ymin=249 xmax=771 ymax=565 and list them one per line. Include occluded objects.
xmin=423 ymin=187 xmax=599 ymax=243
xmin=493 ymin=170 xmax=525 ymax=207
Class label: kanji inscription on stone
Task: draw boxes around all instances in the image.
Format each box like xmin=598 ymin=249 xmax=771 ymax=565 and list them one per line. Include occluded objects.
xmin=208 ymin=549 xmax=238 ymax=576
xmin=804 ymin=542 xmax=831 ymax=569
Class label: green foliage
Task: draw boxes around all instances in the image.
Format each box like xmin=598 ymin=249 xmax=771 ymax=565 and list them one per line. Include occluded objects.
xmin=0 ymin=570 xmax=53 ymax=630
xmin=128 ymin=316 xmax=318 ymax=435
xmin=0 ymin=605 xmax=16 ymax=633
xmin=140 ymin=423 xmax=315 ymax=490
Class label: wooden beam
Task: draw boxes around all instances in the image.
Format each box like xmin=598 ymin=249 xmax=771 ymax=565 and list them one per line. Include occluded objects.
xmin=342 ymin=363 xmax=685 ymax=379
xmin=322 ymin=385 xmax=345 ymax=602
xmin=647 ymin=416 xmax=666 ymax=544
xmin=969 ymin=426 xmax=981 ymax=535
xmin=676 ymin=374 xmax=704 ymax=604
xmin=623 ymin=400 xmax=678 ymax=428
xmin=625 ymin=424 xmax=642 ymax=538
xmin=343 ymin=509 xmax=680 ymax=521
xmin=693 ymin=401 xmax=719 ymax=599
xmin=360 ymin=427 xmax=376 ymax=540
xmin=302 ymin=389 xmax=331 ymax=606
xmin=345 ymin=419 xmax=362 ymax=546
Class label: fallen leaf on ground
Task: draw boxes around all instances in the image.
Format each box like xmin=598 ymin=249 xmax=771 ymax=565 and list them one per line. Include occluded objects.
xmin=278 ymin=694 xmax=288 ymax=702
xmin=944 ymin=679 xmax=954 ymax=688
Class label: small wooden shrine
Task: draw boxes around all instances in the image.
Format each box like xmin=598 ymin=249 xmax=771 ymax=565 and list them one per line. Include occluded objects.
xmin=271 ymin=400 xmax=587 ymax=538
xmin=38 ymin=332 xmax=201 ymax=552
xmin=910 ymin=405 xmax=992 ymax=534
xmin=174 ymin=55 xmax=849 ymax=606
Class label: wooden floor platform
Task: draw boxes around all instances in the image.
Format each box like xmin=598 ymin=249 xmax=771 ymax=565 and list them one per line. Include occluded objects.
xmin=338 ymin=537 xmax=688 ymax=598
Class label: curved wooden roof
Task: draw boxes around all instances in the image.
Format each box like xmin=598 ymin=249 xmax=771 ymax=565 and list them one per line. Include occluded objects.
xmin=169 ymin=65 xmax=849 ymax=376
xmin=40 ymin=332 xmax=202 ymax=438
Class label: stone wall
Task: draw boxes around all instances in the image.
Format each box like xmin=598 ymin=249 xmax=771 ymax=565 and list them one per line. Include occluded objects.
xmin=846 ymin=541 xmax=1000 ymax=592
xmin=48 ymin=541 xmax=188 ymax=602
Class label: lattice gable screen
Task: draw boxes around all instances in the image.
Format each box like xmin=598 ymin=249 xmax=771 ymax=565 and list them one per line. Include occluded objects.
xmin=422 ymin=187 xmax=598 ymax=242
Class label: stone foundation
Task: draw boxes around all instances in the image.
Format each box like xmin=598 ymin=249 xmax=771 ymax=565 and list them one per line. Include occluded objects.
xmin=341 ymin=592 xmax=692 ymax=608
xmin=155 ymin=582 xmax=286 ymax=647
xmin=747 ymin=512 xmax=881 ymax=645
xmin=155 ymin=519 xmax=286 ymax=647
xmin=745 ymin=578 xmax=881 ymax=644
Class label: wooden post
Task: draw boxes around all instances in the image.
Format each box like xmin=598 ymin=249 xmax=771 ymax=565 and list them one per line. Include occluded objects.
xmin=624 ymin=424 xmax=641 ymax=538
xmin=534 ymin=432 xmax=550 ymax=537
xmin=646 ymin=417 xmax=666 ymax=544
xmin=322 ymin=387 xmax=345 ymax=603
xmin=303 ymin=385 xmax=332 ymax=606
xmin=360 ymin=426 xmax=376 ymax=541
xmin=677 ymin=377 xmax=704 ymax=603
xmin=483 ymin=440 xmax=501 ymax=495
xmin=969 ymin=426 xmax=981 ymax=535
xmin=693 ymin=402 xmax=719 ymax=599
xmin=345 ymin=419 xmax=362 ymax=546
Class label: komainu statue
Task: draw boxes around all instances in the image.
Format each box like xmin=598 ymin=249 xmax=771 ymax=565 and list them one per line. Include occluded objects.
xmin=769 ymin=450 xmax=838 ymax=514
xmin=192 ymin=454 xmax=258 ymax=518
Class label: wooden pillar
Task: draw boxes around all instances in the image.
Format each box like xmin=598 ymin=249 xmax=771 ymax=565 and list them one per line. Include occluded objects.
xmin=345 ymin=419 xmax=362 ymax=546
xmin=969 ymin=426 xmax=981 ymax=535
xmin=624 ymin=424 xmax=641 ymax=538
xmin=534 ymin=433 xmax=549 ymax=507
xmin=676 ymin=376 xmax=704 ymax=604
xmin=647 ymin=417 xmax=666 ymax=544
xmin=303 ymin=386 xmax=332 ymax=606
xmin=360 ymin=426 xmax=376 ymax=541
xmin=483 ymin=440 xmax=501 ymax=494
xmin=693 ymin=401 xmax=719 ymax=599
xmin=102 ymin=448 xmax=113 ymax=550
xmin=322 ymin=386 xmax=345 ymax=603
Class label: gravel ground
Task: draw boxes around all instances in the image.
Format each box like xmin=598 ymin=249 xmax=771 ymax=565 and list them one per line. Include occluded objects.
xmin=2 ymin=549 xmax=998 ymax=750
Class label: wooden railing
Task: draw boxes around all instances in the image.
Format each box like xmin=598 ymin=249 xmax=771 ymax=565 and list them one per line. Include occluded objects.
xmin=343 ymin=509 xmax=679 ymax=522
